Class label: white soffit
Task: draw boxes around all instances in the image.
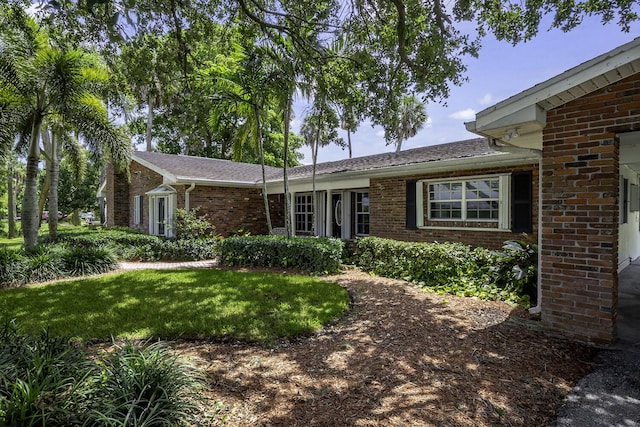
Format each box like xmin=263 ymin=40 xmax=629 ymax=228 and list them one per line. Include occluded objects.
xmin=472 ymin=38 xmax=640 ymax=133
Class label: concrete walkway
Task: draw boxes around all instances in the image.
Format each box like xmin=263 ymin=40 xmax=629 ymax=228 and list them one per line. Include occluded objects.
xmin=118 ymin=259 xmax=218 ymax=270
xmin=552 ymin=259 xmax=640 ymax=427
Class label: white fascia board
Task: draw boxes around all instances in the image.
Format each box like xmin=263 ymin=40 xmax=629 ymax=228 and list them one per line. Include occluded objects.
xmin=287 ymin=177 xmax=371 ymax=194
xmin=173 ymin=176 xmax=261 ymax=188
xmin=96 ymin=180 xmax=107 ymax=197
xmin=475 ymin=39 xmax=640 ymax=127
xmin=473 ymin=104 xmax=547 ymax=133
xmin=132 ymin=155 xmax=178 ymax=184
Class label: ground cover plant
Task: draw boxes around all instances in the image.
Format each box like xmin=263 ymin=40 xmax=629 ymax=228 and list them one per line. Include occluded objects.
xmin=219 ymin=235 xmax=344 ymax=274
xmin=0 ymin=322 xmax=204 ymax=426
xmin=0 ymin=269 xmax=350 ymax=342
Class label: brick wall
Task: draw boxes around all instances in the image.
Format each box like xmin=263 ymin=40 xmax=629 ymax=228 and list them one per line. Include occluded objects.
xmin=128 ymin=162 xmax=163 ymax=232
xmin=541 ymin=73 xmax=640 ymax=344
xmin=370 ymin=164 xmax=539 ymax=250
xmin=106 ymin=163 xmax=130 ymax=227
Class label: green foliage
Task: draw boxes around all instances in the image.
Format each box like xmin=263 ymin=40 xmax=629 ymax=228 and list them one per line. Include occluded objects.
xmin=87 ymin=341 xmax=203 ymax=427
xmin=160 ymin=238 xmax=218 ymax=261
xmin=172 ymin=207 xmax=216 ymax=239
xmin=0 ymin=322 xmax=94 ymax=427
xmin=219 ymin=235 xmax=344 ymax=274
xmin=492 ymin=239 xmax=538 ymax=305
xmin=0 ymin=322 xmax=205 ymax=427
xmin=355 ymin=237 xmax=534 ymax=306
xmin=61 ymin=246 xmax=119 ymax=276
xmin=0 ymin=248 xmax=25 ymax=287
xmin=23 ymin=245 xmax=66 ymax=284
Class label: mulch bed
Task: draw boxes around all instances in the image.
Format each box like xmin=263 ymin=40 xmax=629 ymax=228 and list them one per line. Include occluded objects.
xmin=172 ymin=268 xmax=595 ymax=426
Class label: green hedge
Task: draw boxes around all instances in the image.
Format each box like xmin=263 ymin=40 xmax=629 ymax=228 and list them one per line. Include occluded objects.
xmin=219 ymin=235 xmax=344 ymax=274
xmin=355 ymin=237 xmax=533 ymax=306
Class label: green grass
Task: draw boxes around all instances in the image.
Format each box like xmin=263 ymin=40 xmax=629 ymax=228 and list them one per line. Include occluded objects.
xmin=0 ymin=269 xmax=350 ymax=342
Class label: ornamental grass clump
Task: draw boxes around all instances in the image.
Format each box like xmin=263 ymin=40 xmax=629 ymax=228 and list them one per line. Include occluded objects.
xmin=61 ymin=246 xmax=119 ymax=276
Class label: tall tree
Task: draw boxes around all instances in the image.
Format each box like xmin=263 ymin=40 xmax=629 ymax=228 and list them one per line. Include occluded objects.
xmin=0 ymin=6 xmax=130 ymax=248
xmin=388 ymin=95 xmax=428 ymax=153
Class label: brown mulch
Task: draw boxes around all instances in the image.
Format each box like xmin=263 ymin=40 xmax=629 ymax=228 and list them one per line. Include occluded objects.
xmin=170 ymin=268 xmax=594 ymax=426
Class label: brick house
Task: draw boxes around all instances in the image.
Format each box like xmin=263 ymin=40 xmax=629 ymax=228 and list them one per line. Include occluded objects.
xmin=466 ymin=38 xmax=640 ymax=343
xmin=103 ymin=38 xmax=640 ymax=344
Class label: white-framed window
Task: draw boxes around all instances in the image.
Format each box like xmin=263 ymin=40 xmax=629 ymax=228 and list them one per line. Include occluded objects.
xmin=355 ymin=191 xmax=370 ymax=235
xmin=417 ymin=175 xmax=510 ymax=230
xmin=295 ymin=193 xmax=314 ymax=233
xmin=133 ymin=195 xmax=143 ymax=225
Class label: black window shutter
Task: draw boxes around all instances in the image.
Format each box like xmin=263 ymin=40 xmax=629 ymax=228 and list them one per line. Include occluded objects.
xmin=512 ymin=172 xmax=532 ymax=233
xmin=406 ymin=181 xmax=417 ymax=229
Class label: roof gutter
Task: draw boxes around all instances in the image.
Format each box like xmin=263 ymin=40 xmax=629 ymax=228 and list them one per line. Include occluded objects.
xmin=488 ymin=138 xmax=543 ymax=315
xmin=185 ymin=182 xmax=196 ymax=212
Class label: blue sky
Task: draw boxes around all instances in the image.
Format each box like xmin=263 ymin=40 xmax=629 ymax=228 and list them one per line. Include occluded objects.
xmin=295 ymin=17 xmax=640 ymax=164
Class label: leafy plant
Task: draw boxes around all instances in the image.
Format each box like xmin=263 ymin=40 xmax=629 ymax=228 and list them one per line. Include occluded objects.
xmin=61 ymin=246 xmax=119 ymax=276
xmin=87 ymin=341 xmax=204 ymax=427
xmin=219 ymin=235 xmax=344 ymax=274
xmin=160 ymin=238 xmax=218 ymax=261
xmin=23 ymin=245 xmax=66 ymax=283
xmin=0 ymin=248 xmax=26 ymax=288
xmin=171 ymin=208 xmax=216 ymax=239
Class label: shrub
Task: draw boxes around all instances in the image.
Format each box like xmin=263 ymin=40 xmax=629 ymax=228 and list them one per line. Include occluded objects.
xmin=0 ymin=248 xmax=26 ymax=288
xmin=219 ymin=235 xmax=344 ymax=274
xmin=160 ymin=238 xmax=218 ymax=261
xmin=61 ymin=246 xmax=119 ymax=276
xmin=88 ymin=341 xmax=203 ymax=427
xmin=171 ymin=208 xmax=216 ymax=239
xmin=355 ymin=237 xmax=533 ymax=306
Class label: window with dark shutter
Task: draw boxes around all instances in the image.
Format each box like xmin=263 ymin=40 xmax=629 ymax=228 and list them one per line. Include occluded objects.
xmin=406 ymin=181 xmax=417 ymax=229
xmin=511 ymin=171 xmax=532 ymax=233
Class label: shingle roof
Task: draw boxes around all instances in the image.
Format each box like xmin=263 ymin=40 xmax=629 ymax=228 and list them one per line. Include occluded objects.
xmin=133 ymin=151 xmax=282 ymax=184
xmin=133 ymin=138 xmax=510 ymax=184
xmin=287 ymin=138 xmax=499 ymax=178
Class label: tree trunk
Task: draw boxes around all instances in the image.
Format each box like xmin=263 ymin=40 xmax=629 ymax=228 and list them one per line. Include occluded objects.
xmin=23 ymin=114 xmax=44 ymax=250
xmin=255 ymin=107 xmax=272 ymax=234
xmin=282 ymin=94 xmax=293 ymax=239
xmin=347 ymin=128 xmax=353 ymax=158
xmin=47 ymin=131 xmax=62 ymax=242
xmin=396 ymin=137 xmax=403 ymax=153
xmin=7 ymin=162 xmax=16 ymax=239
xmin=146 ymin=93 xmax=154 ymax=151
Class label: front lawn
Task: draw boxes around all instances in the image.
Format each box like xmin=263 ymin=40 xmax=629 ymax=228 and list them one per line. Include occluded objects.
xmin=0 ymin=269 xmax=349 ymax=342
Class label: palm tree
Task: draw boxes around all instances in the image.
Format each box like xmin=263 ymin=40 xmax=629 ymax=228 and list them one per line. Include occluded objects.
xmin=0 ymin=7 xmax=130 ymax=248
xmin=208 ymin=46 xmax=280 ymax=234
xmin=394 ymin=95 xmax=428 ymax=153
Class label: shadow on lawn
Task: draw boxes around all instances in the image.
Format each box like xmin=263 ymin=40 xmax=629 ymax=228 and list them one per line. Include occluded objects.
xmin=183 ymin=272 xmax=595 ymax=426
xmin=0 ymin=269 xmax=347 ymax=341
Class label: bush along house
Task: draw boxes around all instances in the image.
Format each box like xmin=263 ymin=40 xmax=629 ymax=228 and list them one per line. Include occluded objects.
xmin=103 ymin=38 xmax=640 ymax=344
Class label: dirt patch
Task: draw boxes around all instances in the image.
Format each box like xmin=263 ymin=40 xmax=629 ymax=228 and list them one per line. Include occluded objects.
xmin=170 ymin=268 xmax=594 ymax=426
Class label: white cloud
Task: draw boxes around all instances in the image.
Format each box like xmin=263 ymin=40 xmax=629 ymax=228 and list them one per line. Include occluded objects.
xmin=478 ymin=93 xmax=494 ymax=105
xmin=375 ymin=129 xmax=386 ymax=138
xmin=448 ymin=108 xmax=477 ymax=121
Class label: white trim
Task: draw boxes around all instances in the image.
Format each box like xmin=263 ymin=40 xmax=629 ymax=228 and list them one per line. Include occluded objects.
xmin=133 ymin=195 xmax=142 ymax=225
xmin=416 ymin=174 xmax=511 ymax=231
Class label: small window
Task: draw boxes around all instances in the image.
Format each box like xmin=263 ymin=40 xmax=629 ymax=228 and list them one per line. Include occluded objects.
xmin=295 ymin=194 xmax=314 ymax=233
xmin=355 ymin=191 xmax=370 ymax=235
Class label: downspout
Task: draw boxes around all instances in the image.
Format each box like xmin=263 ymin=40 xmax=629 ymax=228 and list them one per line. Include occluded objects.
xmin=185 ymin=182 xmax=196 ymax=212
xmin=488 ymin=138 xmax=543 ymax=314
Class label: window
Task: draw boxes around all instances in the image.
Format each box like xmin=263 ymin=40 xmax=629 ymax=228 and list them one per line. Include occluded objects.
xmin=295 ymin=194 xmax=314 ymax=233
xmin=133 ymin=195 xmax=143 ymax=225
xmin=413 ymin=174 xmax=511 ymax=230
xmin=355 ymin=191 xmax=370 ymax=235
xmin=428 ymin=178 xmax=499 ymax=221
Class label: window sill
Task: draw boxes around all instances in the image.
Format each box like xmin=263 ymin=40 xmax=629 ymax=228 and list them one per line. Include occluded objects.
xmin=417 ymin=225 xmax=512 ymax=232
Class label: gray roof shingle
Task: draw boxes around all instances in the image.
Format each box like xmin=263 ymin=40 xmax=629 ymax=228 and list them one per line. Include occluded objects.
xmin=133 ymin=138 xmax=506 ymax=184
xmin=133 ymin=151 xmax=282 ymax=183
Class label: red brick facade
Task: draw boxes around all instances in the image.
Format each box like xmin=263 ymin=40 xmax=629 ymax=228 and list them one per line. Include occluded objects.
xmin=541 ymin=73 xmax=640 ymax=344
xmin=107 ymin=162 xmax=283 ymax=237
xmin=370 ymin=164 xmax=539 ymax=250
